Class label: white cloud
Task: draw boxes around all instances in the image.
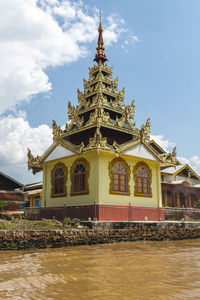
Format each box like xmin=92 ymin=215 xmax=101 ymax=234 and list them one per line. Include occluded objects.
xmin=150 ymin=134 xmax=175 ymax=152
xmin=121 ymin=32 xmax=140 ymax=52
xmin=103 ymin=14 xmax=126 ymax=46
xmin=0 ymin=0 xmax=128 ymax=114
xmin=178 ymin=155 xmax=200 ymax=175
xmin=0 ymin=114 xmax=52 ymax=183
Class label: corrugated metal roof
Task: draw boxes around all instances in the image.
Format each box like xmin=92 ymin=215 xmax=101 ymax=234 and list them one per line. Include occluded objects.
xmin=161 ymin=165 xmax=183 ymax=175
xmin=170 ymin=180 xmax=191 ymax=186
xmin=27 ymin=189 xmax=42 ymax=195
xmin=194 ymin=184 xmax=200 ymax=188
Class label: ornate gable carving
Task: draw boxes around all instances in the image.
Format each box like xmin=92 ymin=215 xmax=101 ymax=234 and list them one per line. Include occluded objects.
xmin=84 ymin=128 xmax=111 ymax=152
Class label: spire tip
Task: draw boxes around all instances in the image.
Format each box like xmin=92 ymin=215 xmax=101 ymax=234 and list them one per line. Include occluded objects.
xmin=94 ymin=11 xmax=108 ymax=64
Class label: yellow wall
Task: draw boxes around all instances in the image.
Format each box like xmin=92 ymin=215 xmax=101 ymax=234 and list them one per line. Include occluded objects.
xmin=98 ymin=152 xmax=162 ymax=207
xmin=42 ymin=152 xmax=99 ymax=208
xmin=42 ymin=151 xmax=162 ymax=208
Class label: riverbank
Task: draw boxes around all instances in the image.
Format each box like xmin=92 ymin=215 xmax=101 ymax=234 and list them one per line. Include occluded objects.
xmin=1 ymin=221 xmax=200 ymax=250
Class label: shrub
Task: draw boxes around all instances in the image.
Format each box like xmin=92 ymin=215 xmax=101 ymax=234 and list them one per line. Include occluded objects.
xmin=194 ymin=199 xmax=200 ymax=209
xmin=0 ymin=200 xmax=5 ymax=212
xmin=64 ymin=217 xmax=71 ymax=225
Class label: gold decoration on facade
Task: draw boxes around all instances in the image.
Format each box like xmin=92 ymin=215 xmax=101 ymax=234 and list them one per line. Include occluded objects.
xmin=87 ymin=109 xmax=98 ymax=126
xmin=76 ymin=142 xmax=85 ymax=155
xmin=84 ymin=128 xmax=111 ymax=152
xmin=116 ymin=114 xmax=126 ymax=127
xmin=167 ymin=147 xmax=177 ymax=164
xmin=68 ymin=101 xmax=75 ymax=120
xmin=99 ymin=108 xmax=113 ymax=125
xmin=118 ymin=87 xmax=125 ymax=101
xmin=113 ymin=141 xmax=121 ymax=153
xmin=52 ymin=120 xmax=63 ymax=143
xmin=77 ymin=88 xmax=84 ymax=104
xmin=70 ymin=157 xmax=90 ymax=195
xmin=51 ymin=162 xmax=68 ymax=198
xmin=133 ymin=161 xmax=152 ymax=197
xmin=108 ymin=157 xmax=131 ymax=195
xmin=126 ymin=100 xmax=135 ymax=119
xmin=139 ymin=118 xmax=150 ymax=143
xmin=27 ymin=148 xmax=41 ymax=174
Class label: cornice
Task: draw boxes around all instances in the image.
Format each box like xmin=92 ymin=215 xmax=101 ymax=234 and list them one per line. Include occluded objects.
xmin=62 ymin=121 xmax=138 ymax=138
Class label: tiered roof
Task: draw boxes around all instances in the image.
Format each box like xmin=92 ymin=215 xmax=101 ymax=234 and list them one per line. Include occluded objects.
xmin=28 ymin=19 xmax=177 ymax=174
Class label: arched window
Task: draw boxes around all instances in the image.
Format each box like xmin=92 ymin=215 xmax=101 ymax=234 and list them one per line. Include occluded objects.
xmin=113 ymin=163 xmax=127 ymax=192
xmin=109 ymin=157 xmax=130 ymax=195
xmin=51 ymin=162 xmax=67 ymax=197
xmin=137 ymin=166 xmax=149 ymax=194
xmin=70 ymin=158 xmax=90 ymax=195
xmin=133 ymin=162 xmax=152 ymax=197
xmin=74 ymin=164 xmax=86 ymax=192
xmin=54 ymin=168 xmax=64 ymax=194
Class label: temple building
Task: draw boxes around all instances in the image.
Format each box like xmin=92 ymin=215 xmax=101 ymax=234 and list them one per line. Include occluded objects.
xmin=27 ymin=20 xmax=200 ymax=221
xmin=149 ymin=140 xmax=200 ymax=208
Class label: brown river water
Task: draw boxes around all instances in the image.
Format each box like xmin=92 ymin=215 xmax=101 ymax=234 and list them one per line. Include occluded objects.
xmin=0 ymin=240 xmax=200 ymax=300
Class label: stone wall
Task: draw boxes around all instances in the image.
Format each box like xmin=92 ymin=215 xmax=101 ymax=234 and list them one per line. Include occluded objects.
xmin=1 ymin=221 xmax=200 ymax=250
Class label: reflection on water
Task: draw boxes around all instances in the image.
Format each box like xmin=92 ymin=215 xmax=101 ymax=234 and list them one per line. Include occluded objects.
xmin=1 ymin=240 xmax=200 ymax=299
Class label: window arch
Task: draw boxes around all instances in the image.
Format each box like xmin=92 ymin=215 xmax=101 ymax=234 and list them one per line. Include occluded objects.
xmin=70 ymin=158 xmax=90 ymax=195
xmin=109 ymin=157 xmax=130 ymax=195
xmin=133 ymin=162 xmax=152 ymax=197
xmin=51 ymin=162 xmax=67 ymax=197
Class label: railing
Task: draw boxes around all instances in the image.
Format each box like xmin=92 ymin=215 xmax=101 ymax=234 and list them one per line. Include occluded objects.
xmin=164 ymin=207 xmax=200 ymax=221
xmin=24 ymin=207 xmax=40 ymax=220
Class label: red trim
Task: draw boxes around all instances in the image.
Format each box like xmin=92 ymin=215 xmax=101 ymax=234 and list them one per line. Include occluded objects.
xmin=40 ymin=204 xmax=164 ymax=221
xmin=98 ymin=205 xmax=164 ymax=221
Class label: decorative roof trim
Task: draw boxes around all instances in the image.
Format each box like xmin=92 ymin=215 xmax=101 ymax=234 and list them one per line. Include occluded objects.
xmin=162 ymin=164 xmax=200 ymax=180
xmin=148 ymin=139 xmax=166 ymax=154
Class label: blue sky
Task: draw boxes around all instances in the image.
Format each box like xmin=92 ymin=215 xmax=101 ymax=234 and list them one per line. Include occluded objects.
xmin=0 ymin=0 xmax=200 ymax=184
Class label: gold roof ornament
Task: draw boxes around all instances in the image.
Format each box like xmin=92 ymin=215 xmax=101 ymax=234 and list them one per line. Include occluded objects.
xmin=27 ymin=148 xmax=42 ymax=174
xmin=52 ymin=120 xmax=63 ymax=143
xmin=84 ymin=128 xmax=111 ymax=152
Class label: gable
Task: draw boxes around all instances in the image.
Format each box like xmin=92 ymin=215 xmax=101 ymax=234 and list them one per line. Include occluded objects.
xmin=123 ymin=144 xmax=158 ymax=161
xmin=0 ymin=172 xmax=23 ymax=190
xmin=44 ymin=145 xmax=74 ymax=163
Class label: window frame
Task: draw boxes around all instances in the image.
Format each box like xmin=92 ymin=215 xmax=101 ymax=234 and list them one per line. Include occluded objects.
xmin=70 ymin=158 xmax=90 ymax=196
xmin=109 ymin=157 xmax=130 ymax=195
xmin=51 ymin=162 xmax=68 ymax=198
xmin=133 ymin=162 xmax=152 ymax=197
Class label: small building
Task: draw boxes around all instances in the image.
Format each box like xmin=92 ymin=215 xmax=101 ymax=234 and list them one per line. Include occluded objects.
xmin=0 ymin=171 xmax=26 ymax=213
xmin=149 ymin=140 xmax=200 ymax=207
xmin=161 ymin=164 xmax=200 ymax=207
xmin=24 ymin=182 xmax=42 ymax=209
xmin=27 ymin=20 xmax=180 ymax=221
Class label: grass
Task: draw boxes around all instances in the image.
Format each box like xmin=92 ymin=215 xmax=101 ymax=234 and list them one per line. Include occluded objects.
xmin=0 ymin=219 xmax=62 ymax=230
xmin=0 ymin=219 xmax=89 ymax=230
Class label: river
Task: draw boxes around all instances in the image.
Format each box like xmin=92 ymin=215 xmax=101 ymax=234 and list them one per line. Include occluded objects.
xmin=0 ymin=240 xmax=200 ymax=299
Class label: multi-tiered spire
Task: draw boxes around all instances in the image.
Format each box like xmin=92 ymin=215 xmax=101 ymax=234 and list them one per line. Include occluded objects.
xmin=61 ymin=15 xmax=138 ymax=147
xmin=27 ymin=17 xmax=177 ymax=173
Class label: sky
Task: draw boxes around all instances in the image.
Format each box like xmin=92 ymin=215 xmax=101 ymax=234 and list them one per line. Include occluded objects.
xmin=0 ymin=0 xmax=200 ymax=184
